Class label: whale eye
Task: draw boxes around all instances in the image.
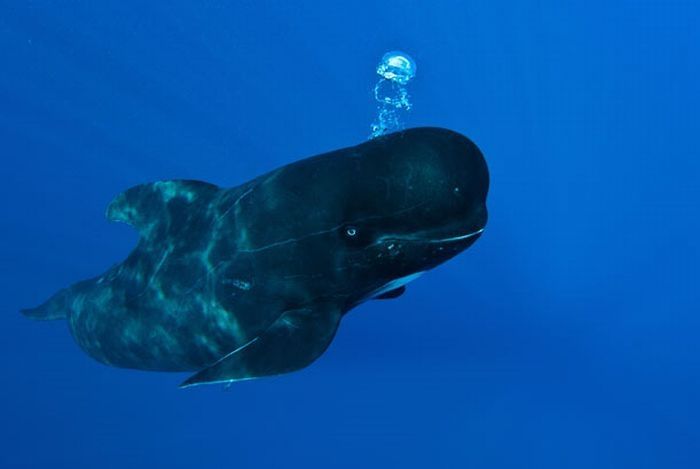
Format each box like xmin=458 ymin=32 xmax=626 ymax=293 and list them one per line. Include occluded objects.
xmin=340 ymin=224 xmax=373 ymax=247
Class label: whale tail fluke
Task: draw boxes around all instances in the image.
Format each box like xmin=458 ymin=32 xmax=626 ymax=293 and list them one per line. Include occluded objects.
xmin=21 ymin=286 xmax=72 ymax=320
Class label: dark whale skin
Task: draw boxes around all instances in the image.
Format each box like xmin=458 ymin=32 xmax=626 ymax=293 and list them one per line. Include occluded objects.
xmin=22 ymin=127 xmax=489 ymax=386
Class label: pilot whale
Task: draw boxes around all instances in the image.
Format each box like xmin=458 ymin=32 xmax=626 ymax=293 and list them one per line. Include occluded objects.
xmin=22 ymin=127 xmax=489 ymax=387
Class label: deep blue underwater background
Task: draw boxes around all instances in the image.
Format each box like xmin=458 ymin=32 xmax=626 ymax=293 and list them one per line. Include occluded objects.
xmin=1 ymin=1 xmax=699 ymax=468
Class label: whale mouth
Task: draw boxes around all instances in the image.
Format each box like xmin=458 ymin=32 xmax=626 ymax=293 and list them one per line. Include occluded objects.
xmin=375 ymin=226 xmax=485 ymax=246
xmin=428 ymin=227 xmax=484 ymax=244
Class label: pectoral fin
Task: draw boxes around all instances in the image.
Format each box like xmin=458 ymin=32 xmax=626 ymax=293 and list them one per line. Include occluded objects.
xmin=180 ymin=306 xmax=342 ymax=387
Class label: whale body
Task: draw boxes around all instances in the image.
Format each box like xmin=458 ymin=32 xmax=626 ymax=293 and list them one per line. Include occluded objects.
xmin=22 ymin=127 xmax=489 ymax=387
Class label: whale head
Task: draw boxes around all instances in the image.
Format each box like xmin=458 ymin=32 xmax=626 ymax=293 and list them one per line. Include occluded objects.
xmin=241 ymin=127 xmax=489 ymax=307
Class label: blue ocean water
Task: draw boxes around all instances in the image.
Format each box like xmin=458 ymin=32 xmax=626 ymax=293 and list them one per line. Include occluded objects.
xmin=1 ymin=1 xmax=698 ymax=467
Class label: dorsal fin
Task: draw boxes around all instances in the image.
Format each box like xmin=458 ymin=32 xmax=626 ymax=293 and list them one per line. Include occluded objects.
xmin=106 ymin=180 xmax=220 ymax=236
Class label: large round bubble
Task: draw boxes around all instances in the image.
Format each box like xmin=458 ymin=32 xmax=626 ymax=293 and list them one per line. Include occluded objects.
xmin=376 ymin=51 xmax=416 ymax=85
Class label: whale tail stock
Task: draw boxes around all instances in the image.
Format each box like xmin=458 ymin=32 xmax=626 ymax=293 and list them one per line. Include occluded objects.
xmin=21 ymin=285 xmax=73 ymax=320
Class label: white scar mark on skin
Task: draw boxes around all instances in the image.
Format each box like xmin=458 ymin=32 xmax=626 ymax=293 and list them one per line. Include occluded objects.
xmin=213 ymin=184 xmax=256 ymax=224
xmin=214 ymin=336 xmax=259 ymax=362
xmin=210 ymin=169 xmax=283 ymax=229
xmin=238 ymin=224 xmax=346 ymax=253
xmin=133 ymin=245 xmax=174 ymax=298
xmin=239 ymin=202 xmax=429 ymax=253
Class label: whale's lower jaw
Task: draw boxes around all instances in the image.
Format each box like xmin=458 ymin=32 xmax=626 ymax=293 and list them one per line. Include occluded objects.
xmin=362 ymin=271 xmax=426 ymax=302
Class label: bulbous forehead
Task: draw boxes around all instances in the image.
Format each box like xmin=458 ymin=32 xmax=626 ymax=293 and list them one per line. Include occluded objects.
xmin=355 ymin=128 xmax=489 ymax=203
xmin=251 ymin=127 xmax=488 ymax=227
xmin=269 ymin=127 xmax=486 ymax=192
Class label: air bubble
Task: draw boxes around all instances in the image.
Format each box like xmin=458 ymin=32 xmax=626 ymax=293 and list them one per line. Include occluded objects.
xmin=376 ymin=51 xmax=416 ymax=85
xmin=370 ymin=51 xmax=417 ymax=139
